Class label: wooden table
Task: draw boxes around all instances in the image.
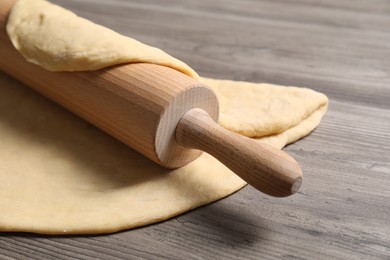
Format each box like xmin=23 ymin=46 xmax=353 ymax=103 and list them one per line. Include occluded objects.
xmin=1 ymin=0 xmax=389 ymax=259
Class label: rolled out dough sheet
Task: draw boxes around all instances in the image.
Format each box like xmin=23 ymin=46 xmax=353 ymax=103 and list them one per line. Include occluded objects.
xmin=0 ymin=0 xmax=328 ymax=234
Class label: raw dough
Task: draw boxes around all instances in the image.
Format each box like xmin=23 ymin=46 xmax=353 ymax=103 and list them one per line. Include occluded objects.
xmin=202 ymin=78 xmax=328 ymax=138
xmin=6 ymin=0 xmax=197 ymax=77
xmin=0 ymin=0 xmax=328 ymax=234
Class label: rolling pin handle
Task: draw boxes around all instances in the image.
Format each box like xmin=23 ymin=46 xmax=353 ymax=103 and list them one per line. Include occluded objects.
xmin=175 ymin=108 xmax=303 ymax=197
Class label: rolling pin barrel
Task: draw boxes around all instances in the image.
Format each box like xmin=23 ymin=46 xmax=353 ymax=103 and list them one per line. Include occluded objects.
xmin=0 ymin=0 xmax=302 ymax=197
xmin=0 ymin=0 xmax=218 ymax=169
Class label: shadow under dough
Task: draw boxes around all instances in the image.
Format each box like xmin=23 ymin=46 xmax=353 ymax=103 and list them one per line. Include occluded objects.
xmin=172 ymin=195 xmax=267 ymax=250
xmin=1 ymin=188 xmax=266 ymax=247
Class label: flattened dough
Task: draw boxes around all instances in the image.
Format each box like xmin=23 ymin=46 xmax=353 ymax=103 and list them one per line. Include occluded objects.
xmin=0 ymin=0 xmax=328 ymax=234
xmin=202 ymin=78 xmax=328 ymax=138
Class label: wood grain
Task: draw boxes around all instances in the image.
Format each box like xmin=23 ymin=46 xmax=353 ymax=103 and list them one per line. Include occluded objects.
xmin=0 ymin=0 xmax=218 ymax=169
xmin=1 ymin=0 xmax=302 ymax=196
xmin=1 ymin=0 xmax=389 ymax=259
xmin=176 ymin=108 xmax=302 ymax=197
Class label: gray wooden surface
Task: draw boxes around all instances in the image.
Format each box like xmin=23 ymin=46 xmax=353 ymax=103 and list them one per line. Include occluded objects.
xmin=1 ymin=0 xmax=390 ymax=259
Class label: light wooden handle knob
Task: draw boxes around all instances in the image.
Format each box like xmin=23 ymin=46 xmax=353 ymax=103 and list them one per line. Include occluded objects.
xmin=176 ymin=108 xmax=303 ymax=197
xmin=0 ymin=0 xmax=302 ymax=197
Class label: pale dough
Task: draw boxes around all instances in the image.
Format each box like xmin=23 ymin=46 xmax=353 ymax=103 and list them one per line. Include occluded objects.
xmin=6 ymin=0 xmax=197 ymax=77
xmin=202 ymin=78 xmax=328 ymax=138
xmin=0 ymin=0 xmax=328 ymax=234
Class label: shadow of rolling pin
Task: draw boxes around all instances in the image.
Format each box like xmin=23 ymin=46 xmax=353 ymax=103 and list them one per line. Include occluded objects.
xmin=0 ymin=0 xmax=302 ymax=197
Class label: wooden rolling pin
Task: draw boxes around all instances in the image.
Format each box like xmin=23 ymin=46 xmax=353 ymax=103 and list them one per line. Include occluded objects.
xmin=0 ymin=0 xmax=302 ymax=197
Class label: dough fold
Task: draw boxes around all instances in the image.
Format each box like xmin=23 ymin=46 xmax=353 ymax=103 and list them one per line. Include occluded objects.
xmin=1 ymin=0 xmax=328 ymax=234
xmin=6 ymin=0 xmax=198 ymax=77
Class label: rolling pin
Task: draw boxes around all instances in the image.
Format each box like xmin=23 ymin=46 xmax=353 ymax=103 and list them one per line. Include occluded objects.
xmin=0 ymin=0 xmax=302 ymax=197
